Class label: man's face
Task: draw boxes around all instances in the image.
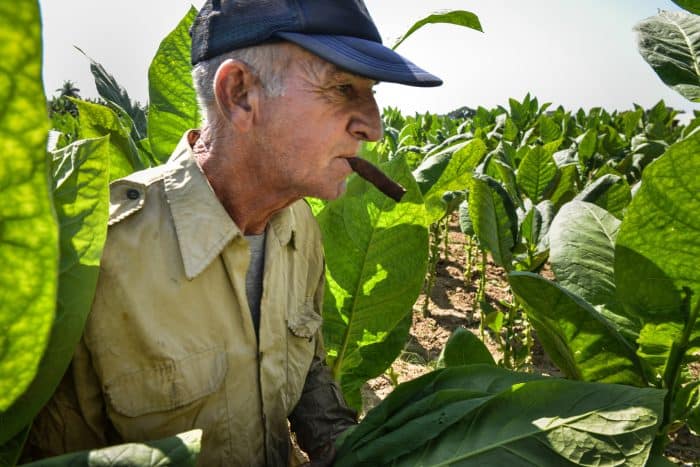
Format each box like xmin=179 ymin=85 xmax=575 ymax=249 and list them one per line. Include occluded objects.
xmin=254 ymin=44 xmax=383 ymax=200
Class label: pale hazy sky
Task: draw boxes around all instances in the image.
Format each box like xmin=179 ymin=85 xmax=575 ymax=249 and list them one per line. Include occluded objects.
xmin=39 ymin=0 xmax=699 ymax=119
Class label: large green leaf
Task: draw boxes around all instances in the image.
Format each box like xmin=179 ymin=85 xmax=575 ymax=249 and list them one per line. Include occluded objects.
xmin=457 ymin=200 xmax=474 ymax=236
xmin=549 ymin=201 xmax=620 ymax=309
xmin=468 ymin=174 xmax=518 ymax=269
xmin=413 ymin=151 xmax=452 ymax=194
xmin=439 ymin=328 xmax=495 ymax=367
xmin=575 ymin=174 xmax=631 ymax=219
xmin=549 ymin=164 xmax=580 ymax=210
xmin=577 ymin=128 xmax=598 ymax=164
xmin=22 ymin=429 xmax=202 ymax=467
xmin=533 ymin=200 xmax=553 ymax=250
xmin=348 ymin=395 xmax=493 ymax=465
xmin=319 ymin=155 xmax=429 ymax=408
xmin=76 ymin=47 xmax=148 ymax=143
xmin=392 ymin=10 xmax=482 ymax=50
xmin=336 ymin=365 xmax=664 ymax=467
xmin=148 ymin=7 xmax=200 ymax=163
xmin=412 ymin=143 xmax=460 ymax=194
xmin=395 ymin=378 xmax=662 ymax=466
xmin=548 ymin=201 xmax=640 ymax=342
xmin=635 ymin=11 xmax=700 ymax=102
xmin=519 ymin=204 xmax=540 ymax=249
xmin=49 ymin=111 xmax=79 ymax=151
xmin=615 ymin=130 xmax=700 ymax=322
xmin=516 ymin=145 xmax=558 ymax=202
xmin=509 ymin=272 xmax=645 ymax=385
xmin=0 ymin=1 xmax=57 ymax=413
xmin=636 ymin=321 xmax=685 ymax=387
xmin=0 ymin=426 xmax=29 ymax=467
xmin=616 ymin=132 xmax=700 ymax=426
xmin=671 ymin=0 xmax=700 ymax=14
xmin=417 ymin=139 xmax=487 ymax=222
xmin=0 ymin=138 xmax=110 ymax=444
xmin=503 ymin=117 xmax=519 ymax=142
xmin=424 ymin=134 xmax=470 ymax=159
xmin=74 ymin=100 xmax=140 ymax=180
xmin=687 ymin=381 xmax=700 ymax=434
xmin=336 ymin=365 xmax=547 ymax=460
xmin=619 ymin=109 xmax=644 ymax=140
xmin=538 ymin=114 xmax=561 ymax=143
xmin=487 ymin=151 xmax=520 ymax=205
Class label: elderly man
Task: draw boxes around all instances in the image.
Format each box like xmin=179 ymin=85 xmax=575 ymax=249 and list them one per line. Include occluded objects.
xmin=27 ymin=0 xmax=441 ymax=465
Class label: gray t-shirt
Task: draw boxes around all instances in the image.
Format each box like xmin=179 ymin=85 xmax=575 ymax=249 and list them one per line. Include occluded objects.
xmin=245 ymin=233 xmax=266 ymax=334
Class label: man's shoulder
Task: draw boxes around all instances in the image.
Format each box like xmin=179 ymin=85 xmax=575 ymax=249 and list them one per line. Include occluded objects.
xmin=286 ymin=199 xmax=324 ymax=253
xmin=293 ymin=198 xmax=316 ymax=218
xmin=290 ymin=199 xmax=320 ymax=230
xmin=108 ymin=165 xmax=168 ymax=226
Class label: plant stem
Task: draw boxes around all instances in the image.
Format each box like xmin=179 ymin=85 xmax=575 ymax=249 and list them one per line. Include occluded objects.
xmin=503 ymin=296 xmax=519 ymax=369
xmin=479 ymin=249 xmax=487 ymax=303
xmin=654 ymin=288 xmax=699 ymax=453
xmin=523 ymin=308 xmax=533 ymax=368
xmin=465 ymin=236 xmax=474 ymax=281
xmin=511 ymin=295 xmax=531 ymax=370
xmin=442 ymin=215 xmax=450 ymax=261
xmin=422 ymin=220 xmax=444 ymax=317
xmin=477 ymin=248 xmax=487 ymax=341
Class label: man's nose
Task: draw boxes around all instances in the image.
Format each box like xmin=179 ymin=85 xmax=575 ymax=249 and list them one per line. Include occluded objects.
xmin=348 ymin=97 xmax=383 ymax=142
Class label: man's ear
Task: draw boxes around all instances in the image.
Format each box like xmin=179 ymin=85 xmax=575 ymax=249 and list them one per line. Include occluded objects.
xmin=213 ymin=59 xmax=261 ymax=132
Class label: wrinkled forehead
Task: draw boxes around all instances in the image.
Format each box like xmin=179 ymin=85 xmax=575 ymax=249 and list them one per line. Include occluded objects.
xmin=287 ymin=42 xmax=378 ymax=86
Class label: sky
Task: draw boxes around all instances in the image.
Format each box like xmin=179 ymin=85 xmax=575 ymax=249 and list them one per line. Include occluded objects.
xmin=39 ymin=0 xmax=699 ymax=120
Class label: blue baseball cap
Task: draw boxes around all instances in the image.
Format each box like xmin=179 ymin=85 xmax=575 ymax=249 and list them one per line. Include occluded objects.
xmin=190 ymin=0 xmax=442 ymax=87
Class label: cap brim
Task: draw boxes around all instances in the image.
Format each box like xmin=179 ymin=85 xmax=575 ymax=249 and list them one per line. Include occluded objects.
xmin=274 ymin=32 xmax=442 ymax=87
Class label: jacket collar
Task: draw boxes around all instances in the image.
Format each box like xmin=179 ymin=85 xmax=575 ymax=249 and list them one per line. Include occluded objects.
xmin=164 ymin=132 xmax=296 ymax=280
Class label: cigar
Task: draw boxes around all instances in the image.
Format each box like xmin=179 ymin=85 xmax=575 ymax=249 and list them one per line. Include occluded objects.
xmin=347 ymin=157 xmax=407 ymax=202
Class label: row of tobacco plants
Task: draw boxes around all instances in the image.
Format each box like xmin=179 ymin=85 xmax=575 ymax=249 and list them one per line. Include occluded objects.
xmin=1 ymin=2 xmax=698 ymax=466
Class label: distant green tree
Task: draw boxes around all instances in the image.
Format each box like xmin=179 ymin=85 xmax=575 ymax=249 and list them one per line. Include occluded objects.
xmin=56 ymin=80 xmax=80 ymax=99
xmin=48 ymin=81 xmax=82 ymax=118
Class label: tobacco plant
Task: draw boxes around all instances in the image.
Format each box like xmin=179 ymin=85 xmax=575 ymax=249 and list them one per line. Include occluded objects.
xmin=334 ymin=335 xmax=667 ymax=467
xmin=509 ymin=131 xmax=700 ymax=452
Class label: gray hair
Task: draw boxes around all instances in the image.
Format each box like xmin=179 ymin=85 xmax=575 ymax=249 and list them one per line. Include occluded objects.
xmin=192 ymin=43 xmax=290 ymax=126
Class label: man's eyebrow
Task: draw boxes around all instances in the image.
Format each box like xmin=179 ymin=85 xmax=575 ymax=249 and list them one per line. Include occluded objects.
xmin=298 ymin=55 xmax=377 ymax=87
xmin=327 ymin=66 xmax=378 ymax=86
xmin=297 ymin=56 xmax=344 ymax=85
xmin=326 ymin=66 xmax=353 ymax=81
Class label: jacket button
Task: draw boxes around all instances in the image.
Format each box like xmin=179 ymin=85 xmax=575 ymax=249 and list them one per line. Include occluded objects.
xmin=126 ymin=188 xmax=140 ymax=200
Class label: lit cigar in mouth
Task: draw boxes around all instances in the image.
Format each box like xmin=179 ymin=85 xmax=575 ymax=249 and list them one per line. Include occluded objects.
xmin=347 ymin=157 xmax=407 ymax=202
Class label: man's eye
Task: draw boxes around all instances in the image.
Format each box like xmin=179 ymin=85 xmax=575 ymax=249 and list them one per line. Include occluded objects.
xmin=336 ymin=84 xmax=354 ymax=96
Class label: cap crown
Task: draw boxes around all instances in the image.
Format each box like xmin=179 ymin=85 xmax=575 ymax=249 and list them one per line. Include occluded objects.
xmin=191 ymin=0 xmax=382 ymax=64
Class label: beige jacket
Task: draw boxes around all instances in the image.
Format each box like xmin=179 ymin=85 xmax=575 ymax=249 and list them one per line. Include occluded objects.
xmin=27 ymin=134 xmax=355 ymax=466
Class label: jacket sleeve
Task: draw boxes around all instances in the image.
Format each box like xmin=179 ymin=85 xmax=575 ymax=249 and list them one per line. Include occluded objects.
xmin=288 ymin=356 xmax=357 ymax=458
xmin=288 ymin=264 xmax=357 ymax=459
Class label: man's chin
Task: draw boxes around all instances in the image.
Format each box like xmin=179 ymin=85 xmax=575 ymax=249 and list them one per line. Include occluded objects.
xmin=316 ymin=180 xmax=347 ymax=201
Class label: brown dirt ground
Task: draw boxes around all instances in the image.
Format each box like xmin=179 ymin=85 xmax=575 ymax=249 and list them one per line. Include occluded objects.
xmin=360 ymin=214 xmax=700 ymax=466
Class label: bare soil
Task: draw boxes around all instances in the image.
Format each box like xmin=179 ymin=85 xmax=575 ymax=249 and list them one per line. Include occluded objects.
xmin=361 ymin=215 xmax=700 ymax=466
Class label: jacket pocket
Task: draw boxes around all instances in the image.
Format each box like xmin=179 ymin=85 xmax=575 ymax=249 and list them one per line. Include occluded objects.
xmin=104 ymin=348 xmax=227 ymax=417
xmin=287 ymin=299 xmax=323 ymax=339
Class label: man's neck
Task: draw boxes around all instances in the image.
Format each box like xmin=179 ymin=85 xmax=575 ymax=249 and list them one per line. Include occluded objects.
xmin=192 ymin=127 xmax=298 ymax=235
